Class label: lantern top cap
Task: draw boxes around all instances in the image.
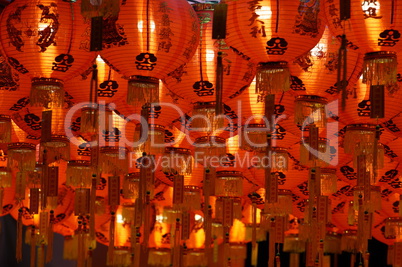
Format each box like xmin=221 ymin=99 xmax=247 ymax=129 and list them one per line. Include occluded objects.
xmin=216 ymin=170 xmax=242 ymax=177
xmin=194 ymin=136 xmax=226 ymax=143
xmin=295 ymin=95 xmax=328 ymax=104
xmin=258 ymin=61 xmax=288 ymax=69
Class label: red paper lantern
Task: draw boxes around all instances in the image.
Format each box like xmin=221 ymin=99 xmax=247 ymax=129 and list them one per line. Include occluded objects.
xmin=0 ymin=0 xmax=95 ymax=108
xmin=100 ymin=0 xmax=200 ymax=106
xmin=226 ymin=0 xmax=325 ymax=95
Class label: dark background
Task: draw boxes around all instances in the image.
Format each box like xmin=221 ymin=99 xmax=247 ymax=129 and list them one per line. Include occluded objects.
xmin=0 ymin=214 xmax=390 ymax=266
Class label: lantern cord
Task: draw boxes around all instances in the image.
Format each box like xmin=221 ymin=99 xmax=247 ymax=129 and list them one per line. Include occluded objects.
xmin=215 ymin=52 xmax=223 ymax=116
xmin=391 ymin=0 xmax=395 ymax=25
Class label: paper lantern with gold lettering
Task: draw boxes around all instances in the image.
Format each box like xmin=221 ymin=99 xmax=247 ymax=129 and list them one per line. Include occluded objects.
xmin=226 ymin=0 xmax=325 ymax=95
xmin=0 ymin=0 xmax=95 ymax=108
xmin=100 ymin=0 xmax=200 ymax=106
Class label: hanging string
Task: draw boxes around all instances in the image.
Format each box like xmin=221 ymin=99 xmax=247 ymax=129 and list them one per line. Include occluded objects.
xmin=275 ymin=0 xmax=279 ymax=33
xmin=146 ymin=0 xmax=150 ymax=51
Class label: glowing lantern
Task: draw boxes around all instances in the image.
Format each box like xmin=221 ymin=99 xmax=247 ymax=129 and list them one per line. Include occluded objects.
xmin=100 ymin=0 xmax=200 ymax=106
xmin=164 ymin=3 xmax=256 ymax=103
xmin=324 ymin=0 xmax=402 ymax=94
xmin=0 ymin=0 xmax=95 ymax=108
xmin=294 ymin=95 xmax=328 ymax=129
xmin=226 ymin=0 xmax=325 ymax=95
xmin=215 ymin=171 xmax=243 ymax=197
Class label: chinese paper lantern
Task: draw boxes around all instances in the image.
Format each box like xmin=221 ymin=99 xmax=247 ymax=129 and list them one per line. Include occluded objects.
xmin=294 ymin=95 xmax=328 ymax=129
xmin=0 ymin=0 xmax=95 ymax=108
xmin=164 ymin=3 xmax=256 ymax=104
xmin=226 ymin=0 xmax=325 ymax=95
xmin=100 ymin=0 xmax=200 ymax=106
xmin=324 ymin=0 xmax=402 ymax=94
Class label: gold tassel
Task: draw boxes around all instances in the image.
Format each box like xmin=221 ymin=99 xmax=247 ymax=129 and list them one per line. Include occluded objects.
xmin=16 ymin=209 xmax=24 ymax=262
xmin=362 ymin=51 xmax=398 ymax=94
xmin=99 ymin=146 xmax=129 ymax=174
xmin=320 ymin=168 xmax=337 ymax=196
xmin=294 ymin=95 xmax=327 ymax=129
xmin=256 ymin=62 xmax=290 ymax=95
xmin=63 ymin=236 xmax=77 ymax=260
xmin=240 ymin=124 xmax=267 ymax=152
xmin=183 ymin=186 xmax=201 ymax=211
xmin=133 ymin=124 xmax=165 ymax=155
xmin=300 ymin=137 xmax=330 ymax=168
xmin=30 ymin=78 xmax=64 ymax=109
xmin=37 ymin=243 xmax=45 ymax=267
xmin=46 ymin=211 xmax=55 ymax=263
xmin=66 ymin=160 xmax=92 ymax=188
xmin=107 ymin=212 xmax=116 ymax=266
xmin=40 ymin=136 xmax=70 ymax=163
xmin=194 ymin=136 xmax=227 ymax=159
xmin=147 ymin=249 xmax=172 ymax=266
xmin=163 ymin=147 xmax=193 ymax=176
xmin=7 ymin=143 xmax=36 ymax=172
xmin=0 ymin=115 xmax=11 ymax=143
xmin=0 ymin=167 xmax=12 ymax=188
xmin=30 ymin=226 xmax=36 ymax=267
xmin=215 ymin=171 xmax=243 ymax=197
xmin=127 ymin=76 xmax=159 ymax=105
xmin=80 ymin=106 xmax=99 ymax=134
xmin=191 ymin=102 xmax=224 ymax=133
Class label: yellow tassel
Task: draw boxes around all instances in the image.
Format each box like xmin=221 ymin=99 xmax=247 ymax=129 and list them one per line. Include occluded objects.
xmin=194 ymin=136 xmax=227 ymax=159
xmin=299 ymin=137 xmax=330 ymax=168
xmin=99 ymin=146 xmax=129 ymax=174
xmin=107 ymin=213 xmax=116 ymax=266
xmin=163 ymin=148 xmax=193 ymax=176
xmin=362 ymin=51 xmax=398 ymax=94
xmin=7 ymin=143 xmax=36 ymax=172
xmin=294 ymin=95 xmax=327 ymax=129
xmin=30 ymin=226 xmax=36 ymax=267
xmin=66 ymin=161 xmax=93 ymax=187
xmin=240 ymin=124 xmax=267 ymax=152
xmin=127 ymin=76 xmax=160 ymax=105
xmin=40 ymin=136 xmax=70 ymax=163
xmin=0 ymin=168 xmax=12 ymax=188
xmin=256 ymin=62 xmax=290 ymax=95
xmin=0 ymin=115 xmax=11 ymax=143
xmin=191 ymin=102 xmax=225 ymax=133
xmin=148 ymin=249 xmax=172 ymax=266
xmin=16 ymin=209 xmax=23 ymax=262
xmin=37 ymin=243 xmax=45 ymax=267
xmin=133 ymin=124 xmax=165 ymax=155
xmin=30 ymin=78 xmax=64 ymax=109
xmin=81 ymin=0 xmax=120 ymax=18
xmin=215 ymin=171 xmax=243 ymax=197
xmin=63 ymin=236 xmax=77 ymax=260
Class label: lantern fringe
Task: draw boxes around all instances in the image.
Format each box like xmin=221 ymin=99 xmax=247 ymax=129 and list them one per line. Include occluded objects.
xmin=0 ymin=168 xmax=12 ymax=188
xmin=99 ymin=147 xmax=129 ymax=174
xmin=147 ymin=250 xmax=171 ymax=266
xmin=233 ymin=200 xmax=242 ymax=220
xmin=162 ymin=150 xmax=193 ymax=176
xmin=81 ymin=0 xmax=120 ymax=19
xmin=353 ymin=188 xmax=381 ymax=212
xmin=283 ymin=236 xmax=305 ymax=253
xmin=111 ymin=250 xmax=131 ymax=267
xmin=80 ymin=107 xmax=99 ymax=134
xmin=240 ymin=129 xmax=267 ymax=152
xmin=215 ymin=176 xmax=243 ymax=197
xmin=63 ymin=236 xmax=77 ymax=260
xmin=256 ymin=63 xmax=290 ymax=95
xmin=16 ymin=211 xmax=23 ymax=262
xmin=348 ymin=202 xmax=355 ymax=226
xmin=182 ymin=188 xmax=201 ymax=211
xmin=300 ymin=139 xmax=330 ymax=168
xmin=320 ymin=171 xmax=337 ymax=196
xmin=46 ymin=196 xmax=58 ymax=211
xmin=183 ymin=251 xmax=207 ymax=267
xmin=0 ymin=117 xmax=11 ymax=143
xmin=344 ymin=127 xmax=376 ymax=155
xmin=294 ymin=98 xmax=327 ymax=128
xmin=211 ymin=223 xmax=223 ymax=239
xmin=40 ymin=141 xmax=70 ymax=163
xmin=37 ymin=244 xmax=45 ymax=267
xmin=134 ymin=126 xmax=165 ymax=155
xmin=191 ymin=105 xmax=224 ymax=133
xmin=352 ymin=144 xmax=384 ymax=171
xmin=194 ymin=137 xmax=227 ymax=160
xmin=340 ymin=234 xmax=357 ymax=253
xmin=30 ymin=228 xmax=36 ymax=267
xmin=7 ymin=147 xmax=36 ymax=172
xmin=66 ymin=163 xmax=92 ymax=188
xmin=30 ymin=80 xmax=64 ymax=109
xmin=264 ymin=194 xmax=293 ymax=216
xmin=362 ymin=53 xmax=398 ymax=94
xmin=127 ymin=77 xmax=159 ymax=106
xmin=122 ymin=205 xmax=135 ymax=224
